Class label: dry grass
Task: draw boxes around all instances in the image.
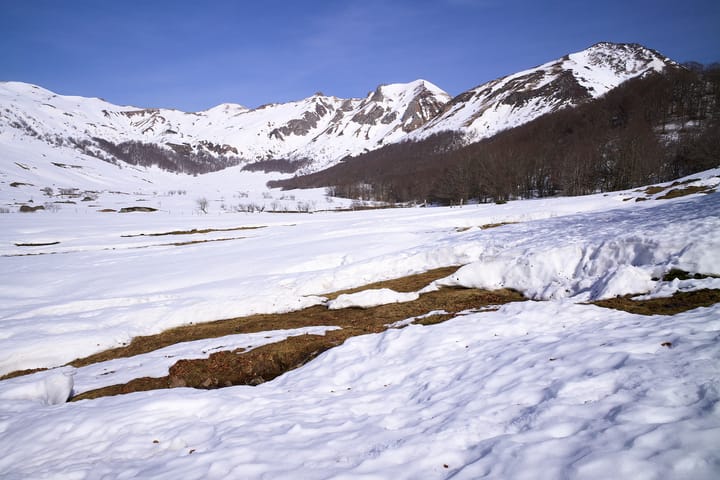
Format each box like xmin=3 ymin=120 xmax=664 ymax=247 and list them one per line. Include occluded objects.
xmin=592 ymin=289 xmax=720 ymax=315
xmin=662 ymin=269 xmax=717 ymax=282
xmin=481 ymin=222 xmax=518 ymax=229
xmin=456 ymin=222 xmax=518 ymax=233
xmin=166 ymin=237 xmax=245 ymax=247
xmin=68 ymin=268 xmax=525 ymax=401
xmin=643 ymin=186 xmax=666 ymax=195
xmin=118 ymin=206 xmax=157 ymax=213
xmin=0 ymin=367 xmax=48 ymax=381
xmin=323 ymin=266 xmax=458 ymax=300
xmin=121 ymin=226 xmax=265 ymax=238
xmin=14 ymin=241 xmax=60 ymax=247
xmin=656 ymin=185 xmax=715 ymax=200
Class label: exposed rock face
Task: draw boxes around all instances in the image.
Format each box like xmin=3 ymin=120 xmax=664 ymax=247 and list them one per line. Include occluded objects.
xmin=351 ymin=104 xmax=386 ymax=125
xmin=400 ymin=86 xmax=449 ymax=132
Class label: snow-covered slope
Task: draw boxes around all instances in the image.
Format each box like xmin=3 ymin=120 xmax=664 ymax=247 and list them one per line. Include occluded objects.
xmin=412 ymin=42 xmax=674 ymax=142
xmin=0 ymin=79 xmax=450 ymax=173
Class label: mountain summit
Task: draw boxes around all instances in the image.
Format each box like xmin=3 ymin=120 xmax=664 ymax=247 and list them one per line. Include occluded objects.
xmin=410 ymin=42 xmax=674 ymax=142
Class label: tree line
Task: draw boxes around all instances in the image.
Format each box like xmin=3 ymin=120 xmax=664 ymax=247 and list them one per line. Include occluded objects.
xmin=92 ymin=139 xmax=243 ymax=175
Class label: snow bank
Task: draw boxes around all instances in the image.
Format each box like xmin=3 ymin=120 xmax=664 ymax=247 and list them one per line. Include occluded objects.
xmin=438 ymin=192 xmax=720 ymax=300
xmin=327 ymin=288 xmax=420 ymax=309
xmin=0 ymin=370 xmax=73 ymax=408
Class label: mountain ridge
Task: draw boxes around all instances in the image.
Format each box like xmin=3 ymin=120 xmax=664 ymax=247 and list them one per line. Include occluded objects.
xmin=0 ymin=42 xmax=680 ymax=187
xmin=0 ymin=42 xmax=692 ymax=204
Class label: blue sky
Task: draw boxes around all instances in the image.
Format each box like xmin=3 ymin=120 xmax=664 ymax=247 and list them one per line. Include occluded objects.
xmin=1 ymin=0 xmax=718 ymax=111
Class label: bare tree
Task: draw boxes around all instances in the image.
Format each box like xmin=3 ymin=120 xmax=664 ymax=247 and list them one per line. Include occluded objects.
xmin=196 ymin=197 xmax=209 ymax=214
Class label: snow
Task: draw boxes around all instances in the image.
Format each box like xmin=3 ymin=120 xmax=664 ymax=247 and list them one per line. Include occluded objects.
xmin=0 ymin=371 xmax=73 ymax=407
xmin=435 ymin=188 xmax=720 ymax=300
xmin=0 ymin=326 xmax=339 ymax=413
xmin=1 ymin=135 xmax=719 ymax=477
xmin=327 ymin=288 xmax=420 ymax=310
xmin=0 ymin=78 xmax=451 ymax=172
xmin=0 ymin=301 xmax=718 ymax=479
xmin=413 ymin=42 xmax=670 ymax=143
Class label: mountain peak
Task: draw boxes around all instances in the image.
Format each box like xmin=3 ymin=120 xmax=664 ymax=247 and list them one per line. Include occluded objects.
xmin=412 ymin=41 xmax=674 ymax=142
xmin=369 ymin=80 xmax=450 ymax=103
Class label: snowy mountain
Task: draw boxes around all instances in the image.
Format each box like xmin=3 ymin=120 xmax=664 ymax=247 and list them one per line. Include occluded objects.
xmin=0 ymin=79 xmax=451 ymax=174
xmin=0 ymin=42 xmax=680 ymax=206
xmin=411 ymin=42 xmax=675 ymax=142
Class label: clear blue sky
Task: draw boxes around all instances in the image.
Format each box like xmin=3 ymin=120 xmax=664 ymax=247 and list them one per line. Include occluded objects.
xmin=1 ymin=0 xmax=718 ymax=111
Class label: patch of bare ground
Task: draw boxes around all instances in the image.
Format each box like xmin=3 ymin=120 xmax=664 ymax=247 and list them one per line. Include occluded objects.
xmin=14 ymin=241 xmax=60 ymax=247
xmin=69 ymin=268 xmax=525 ymax=401
xmin=636 ymin=180 xmax=711 ymax=200
xmin=323 ymin=266 xmax=459 ymax=300
xmin=118 ymin=206 xmax=157 ymax=213
xmin=121 ymin=226 xmax=265 ymax=238
xmin=456 ymin=222 xmax=518 ymax=233
xmin=592 ymin=289 xmax=720 ymax=315
xmin=166 ymin=236 xmax=246 ymax=247
xmin=643 ymin=185 xmax=666 ymax=195
xmin=656 ymin=185 xmax=715 ymax=199
xmin=0 ymin=367 xmax=48 ymax=381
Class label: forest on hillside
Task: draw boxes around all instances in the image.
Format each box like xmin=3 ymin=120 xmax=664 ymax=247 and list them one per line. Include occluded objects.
xmin=271 ymin=65 xmax=720 ymax=204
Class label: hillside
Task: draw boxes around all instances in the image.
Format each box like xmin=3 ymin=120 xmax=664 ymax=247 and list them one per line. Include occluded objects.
xmin=274 ymin=65 xmax=720 ymax=203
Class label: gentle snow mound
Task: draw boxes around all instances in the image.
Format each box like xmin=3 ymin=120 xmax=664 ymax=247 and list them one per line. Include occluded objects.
xmin=327 ymin=288 xmax=420 ymax=310
xmin=438 ymin=196 xmax=720 ymax=301
xmin=0 ymin=371 xmax=73 ymax=407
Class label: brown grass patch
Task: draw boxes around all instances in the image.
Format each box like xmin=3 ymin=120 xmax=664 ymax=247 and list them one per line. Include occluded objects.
xmin=323 ymin=266 xmax=458 ymax=300
xmin=67 ymin=268 xmax=525 ymax=401
xmin=643 ymin=186 xmax=666 ymax=195
xmin=656 ymin=185 xmax=715 ymax=200
xmin=18 ymin=205 xmax=45 ymax=213
xmin=119 ymin=206 xmax=157 ymax=213
xmin=456 ymin=222 xmax=518 ymax=233
xmin=0 ymin=367 xmax=48 ymax=382
xmin=480 ymin=222 xmax=518 ymax=230
xmin=166 ymin=237 xmax=245 ymax=247
xmin=662 ymin=269 xmax=717 ymax=282
xmin=121 ymin=226 xmax=265 ymax=238
xmin=14 ymin=241 xmax=60 ymax=247
xmin=592 ymin=289 xmax=720 ymax=315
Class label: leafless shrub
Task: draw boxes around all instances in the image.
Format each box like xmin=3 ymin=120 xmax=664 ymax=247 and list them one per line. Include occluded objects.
xmin=44 ymin=202 xmax=62 ymax=212
xmin=196 ymin=197 xmax=209 ymax=214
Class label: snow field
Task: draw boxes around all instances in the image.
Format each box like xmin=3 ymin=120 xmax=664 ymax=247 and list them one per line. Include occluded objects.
xmin=0 ymin=168 xmax=718 ymax=478
xmin=0 ymin=172 xmax=718 ymax=376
